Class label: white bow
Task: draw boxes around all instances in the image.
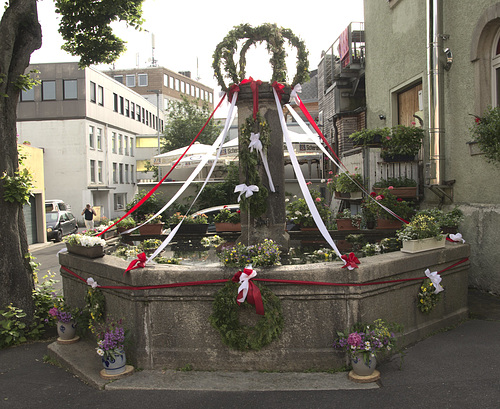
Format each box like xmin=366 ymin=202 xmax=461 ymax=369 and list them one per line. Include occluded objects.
xmin=290 ymin=84 xmax=302 ymax=105
xmin=237 ymin=266 xmax=257 ymax=304
xmin=449 ymin=233 xmax=465 ymax=243
xmin=234 ymin=184 xmax=259 ymax=202
xmin=248 ymin=132 xmax=263 ymax=153
xmin=86 ymin=277 xmax=99 ymax=289
xmin=425 ymin=269 xmax=444 ymax=294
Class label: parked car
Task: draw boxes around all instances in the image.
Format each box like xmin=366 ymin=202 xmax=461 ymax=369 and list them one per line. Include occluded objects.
xmin=45 ymin=199 xmax=70 ymax=213
xmin=46 ymin=210 xmax=78 ymax=242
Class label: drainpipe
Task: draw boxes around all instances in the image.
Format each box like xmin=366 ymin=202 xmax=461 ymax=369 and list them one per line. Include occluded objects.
xmin=426 ymin=0 xmax=446 ymax=187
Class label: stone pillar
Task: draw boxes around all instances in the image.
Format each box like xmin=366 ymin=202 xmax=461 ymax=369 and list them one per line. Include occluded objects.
xmin=236 ymin=82 xmax=290 ymax=250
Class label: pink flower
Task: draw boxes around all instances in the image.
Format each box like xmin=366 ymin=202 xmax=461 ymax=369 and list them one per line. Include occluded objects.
xmin=411 ymin=121 xmax=416 ymax=126
xmin=306 ymin=181 xmax=312 ymax=185
xmin=347 ymin=332 xmax=362 ymax=348
xmin=328 ymin=171 xmax=333 ymax=175
xmin=388 ymin=186 xmax=394 ymax=190
xmin=327 ymin=178 xmax=332 ymax=183
xmin=315 ymin=197 xmax=321 ymax=203
xmin=376 ymin=195 xmax=383 ymax=201
xmin=386 ymin=136 xmax=391 ymax=140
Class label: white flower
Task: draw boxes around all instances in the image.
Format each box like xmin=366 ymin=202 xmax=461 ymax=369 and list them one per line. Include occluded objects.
xmin=96 ymin=348 xmax=104 ymax=356
xmin=285 ymin=198 xmax=290 ymax=202
xmin=321 ymin=179 xmax=326 ymax=183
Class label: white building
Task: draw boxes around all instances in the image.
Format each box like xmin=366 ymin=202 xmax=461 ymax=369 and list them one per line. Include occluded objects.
xmin=16 ymin=62 xmax=164 ymax=221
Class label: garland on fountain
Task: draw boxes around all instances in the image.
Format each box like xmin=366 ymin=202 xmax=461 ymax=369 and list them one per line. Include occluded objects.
xmin=212 ymin=23 xmax=309 ymax=91
xmin=209 ymin=280 xmax=283 ymax=351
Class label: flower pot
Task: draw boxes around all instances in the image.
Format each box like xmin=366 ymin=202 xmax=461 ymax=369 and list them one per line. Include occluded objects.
xmin=352 ymin=134 xmax=383 ymax=148
xmin=382 ymin=154 xmax=416 ymax=163
xmin=372 ymin=187 xmax=417 ymax=199
xmin=57 ymin=320 xmax=77 ymax=340
xmin=334 ymin=191 xmax=363 ymax=200
xmin=335 ymin=219 xmax=359 ymax=230
xmin=351 ymin=353 xmax=377 ymax=376
xmin=171 ymin=224 xmax=209 ymax=235
xmin=139 ymin=223 xmax=164 ymax=235
xmin=401 ymin=236 xmax=446 ymax=253
xmin=102 ymin=350 xmax=127 ymax=375
xmin=376 ymin=218 xmax=403 ymax=229
xmin=66 ymin=243 xmax=104 ymax=258
xmin=215 ymin=222 xmax=241 ymax=232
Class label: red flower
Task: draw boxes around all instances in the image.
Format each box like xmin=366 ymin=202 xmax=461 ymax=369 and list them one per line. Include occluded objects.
xmin=223 ymin=205 xmax=228 ymax=208
xmin=397 ymin=198 xmax=403 ymax=202
xmin=370 ymin=192 xmax=377 ymax=197
xmin=237 ymin=210 xmax=241 ymax=213
xmin=475 ymin=117 xmax=481 ymax=124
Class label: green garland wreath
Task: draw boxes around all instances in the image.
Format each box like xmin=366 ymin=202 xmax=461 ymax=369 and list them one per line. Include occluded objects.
xmin=213 ymin=23 xmax=310 ymax=91
xmin=238 ymin=112 xmax=270 ymax=217
xmin=209 ymin=280 xmax=284 ymax=351
xmin=417 ymin=279 xmax=442 ymax=314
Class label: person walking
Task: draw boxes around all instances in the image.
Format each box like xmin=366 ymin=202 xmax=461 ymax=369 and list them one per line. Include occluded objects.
xmin=82 ymin=204 xmax=96 ymax=230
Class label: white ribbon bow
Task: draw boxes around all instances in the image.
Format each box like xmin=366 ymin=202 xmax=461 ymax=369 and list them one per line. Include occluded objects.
xmin=290 ymin=84 xmax=302 ymax=105
xmin=248 ymin=132 xmax=263 ymax=153
xmin=234 ymin=184 xmax=259 ymax=202
xmin=425 ymin=269 xmax=444 ymax=294
xmin=86 ymin=277 xmax=99 ymax=289
xmin=247 ymin=132 xmax=275 ymax=192
xmin=449 ymin=233 xmax=465 ymax=243
xmin=237 ymin=266 xmax=257 ymax=304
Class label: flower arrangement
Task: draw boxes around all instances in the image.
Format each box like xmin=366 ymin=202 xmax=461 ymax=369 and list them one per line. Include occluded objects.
xmin=217 ymin=239 xmax=281 ymax=268
xmin=418 ymin=279 xmax=443 ymax=314
xmin=372 ymin=176 xmax=417 ymax=188
xmin=116 ymin=216 xmax=136 ymax=229
xmin=363 ymin=188 xmax=415 ymax=220
xmin=201 ymin=235 xmax=225 ymax=248
xmin=381 ymin=124 xmax=424 ymax=160
xmin=143 ymin=213 xmax=163 ymax=224
xmin=286 ymin=190 xmax=332 ymax=228
xmin=154 ymin=256 xmax=180 ymax=265
xmin=327 ymin=171 xmax=364 ymax=193
xmin=418 ymin=207 xmax=464 ymax=229
xmin=168 ymin=212 xmax=208 ymax=225
xmin=335 ymin=209 xmax=362 ymax=229
xmin=333 ymin=319 xmax=399 ymax=364
xmin=140 ymin=239 xmax=162 ymax=251
xmin=64 ymin=233 xmax=106 ymax=247
xmin=470 ymin=106 xmax=500 ymax=165
xmin=396 ymin=213 xmax=444 ymax=242
xmin=213 ymin=206 xmax=241 ymax=224
xmin=92 ymin=318 xmax=126 ymax=361
xmin=48 ymin=306 xmax=73 ymax=323
xmin=349 ymin=127 xmax=390 ymax=147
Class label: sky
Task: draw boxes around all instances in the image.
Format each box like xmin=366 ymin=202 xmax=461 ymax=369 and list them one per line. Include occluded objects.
xmin=28 ymin=0 xmax=364 ymax=98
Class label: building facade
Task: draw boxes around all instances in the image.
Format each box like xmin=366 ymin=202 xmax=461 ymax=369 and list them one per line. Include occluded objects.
xmin=17 ymin=62 xmax=164 ymax=221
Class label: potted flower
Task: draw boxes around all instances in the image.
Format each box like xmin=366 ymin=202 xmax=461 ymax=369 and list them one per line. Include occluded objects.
xmin=364 ymin=189 xmax=415 ymax=229
xmin=396 ymin=213 xmax=445 ymax=253
xmin=213 ymin=206 xmax=241 ymax=232
xmin=63 ymin=233 xmax=106 ymax=258
xmin=349 ymin=127 xmax=390 ymax=148
xmin=470 ymin=106 xmax=500 ymax=165
xmin=439 ymin=207 xmax=464 ymax=234
xmin=168 ymin=212 xmax=209 ymax=235
xmin=333 ymin=319 xmax=399 ymax=377
xmin=335 ymin=209 xmax=362 ymax=230
xmin=138 ymin=213 xmax=164 ymax=235
xmin=116 ymin=216 xmax=136 ymax=234
xmin=372 ymin=176 xmax=418 ymax=199
xmin=286 ymin=190 xmax=332 ymax=230
xmin=381 ymin=123 xmax=424 ymax=162
xmin=92 ymin=318 xmax=129 ymax=376
xmin=328 ymin=170 xmax=364 ymax=200
xmin=48 ymin=305 xmax=78 ymax=342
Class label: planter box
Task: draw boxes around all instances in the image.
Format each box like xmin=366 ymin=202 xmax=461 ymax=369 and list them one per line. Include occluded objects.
xmin=66 ymin=243 xmax=104 ymax=258
xmin=382 ymin=154 xmax=416 ymax=163
xmin=215 ymin=222 xmax=241 ymax=232
xmin=335 ymin=219 xmax=360 ymax=230
xmin=139 ymin=223 xmax=164 ymax=235
xmin=401 ymin=236 xmax=446 ymax=253
xmin=373 ymin=187 xmax=417 ymax=199
xmin=334 ymin=191 xmax=363 ymax=200
xmin=170 ymin=224 xmax=208 ymax=235
xmin=376 ymin=218 xmax=403 ymax=229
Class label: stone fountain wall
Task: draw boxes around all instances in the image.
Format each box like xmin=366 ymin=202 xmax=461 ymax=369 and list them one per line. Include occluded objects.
xmin=59 ymin=242 xmax=469 ymax=371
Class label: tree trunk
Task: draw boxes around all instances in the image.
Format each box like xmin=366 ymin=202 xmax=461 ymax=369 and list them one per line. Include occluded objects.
xmin=0 ymin=0 xmax=42 ymax=318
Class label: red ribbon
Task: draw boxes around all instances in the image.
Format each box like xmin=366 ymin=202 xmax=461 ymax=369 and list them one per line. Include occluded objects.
xmin=124 ymin=252 xmax=147 ymax=275
xmin=271 ymin=81 xmax=285 ymax=101
xmin=341 ymin=252 xmax=361 ymax=269
xmin=232 ymin=269 xmax=265 ymax=316
xmin=239 ymin=78 xmax=262 ymax=119
xmin=227 ymin=83 xmax=240 ymax=103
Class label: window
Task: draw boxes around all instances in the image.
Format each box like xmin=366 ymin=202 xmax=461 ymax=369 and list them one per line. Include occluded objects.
xmin=63 ymin=79 xmax=77 ymax=100
xmin=196 ymin=87 xmax=200 ymax=98
xmin=98 ymin=86 xmax=104 ymax=106
xmin=136 ymin=104 xmax=141 ymax=122
xmin=152 ymin=114 xmax=156 ymax=130
xmin=145 ymin=110 xmax=149 ymax=126
xmin=191 ymin=85 xmax=195 ymax=97
xmin=112 ymin=132 xmax=117 ymax=153
xmin=114 ymin=75 xmax=123 ymax=84
xmin=113 ymin=93 xmax=118 ymax=112
xmin=118 ymin=134 xmax=123 ymax=155
xmin=131 ymin=165 xmax=135 ymax=183
xmin=130 ymin=138 xmax=134 ymax=156
xmin=175 ymin=78 xmax=180 ymax=91
xmin=164 ymin=74 xmax=169 ymax=87
xmin=181 ymin=81 xmax=185 ymax=93
xmin=112 ymin=163 xmax=118 ymax=183
xmin=96 ymin=128 xmax=102 ymax=150
xmin=124 ymin=135 xmax=129 ymax=155
xmin=142 ymin=107 xmax=145 ymax=123
xmin=97 ymin=161 xmax=103 ymax=183
xmin=185 ymin=84 xmax=190 ymax=95
xmin=125 ymin=164 xmax=129 ymax=184
xmin=170 ymin=76 xmax=175 ymax=89
xmin=492 ymin=29 xmax=500 ymax=106
xmin=90 ymin=81 xmax=96 ymax=103
xmin=119 ymin=96 xmax=124 ymax=114
xmin=125 ymin=99 xmax=130 ymax=117
xmin=89 ymin=125 xmax=95 ymax=149
xmin=126 ymin=74 xmax=135 ymax=87
xmin=42 ymin=80 xmax=56 ymax=100
xmin=90 ymin=160 xmax=96 ymax=183
xmin=119 ymin=163 xmax=124 ymax=184
xmin=131 ymin=102 xmax=135 ymax=119
xmin=138 ymin=73 xmax=148 ymax=86
xmin=20 ymin=88 xmax=34 ymax=101
xmin=209 ymin=93 xmax=213 ymax=103
xmin=114 ymin=193 xmax=126 ymax=210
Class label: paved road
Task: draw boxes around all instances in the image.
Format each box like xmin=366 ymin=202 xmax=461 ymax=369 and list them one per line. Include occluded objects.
xmin=30 ymin=241 xmax=66 ymax=293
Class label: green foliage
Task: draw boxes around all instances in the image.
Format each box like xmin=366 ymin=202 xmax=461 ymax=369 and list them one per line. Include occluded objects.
xmin=54 ymin=0 xmax=145 ymax=67
xmin=396 ymin=214 xmax=444 ymax=241
xmin=30 ymin=273 xmax=64 ymax=340
xmin=363 ymin=188 xmax=415 ymax=221
xmin=470 ymin=106 xmax=500 ymax=165
xmin=217 ymin=239 xmax=281 ymax=269
xmin=79 ymin=287 xmax=106 ymax=331
xmin=195 ymin=163 xmax=240 ymax=209
xmin=349 ymin=127 xmax=390 ymax=146
xmin=126 ymin=190 xmax=165 ymax=223
xmin=381 ymin=125 xmax=424 ymax=159
xmin=0 ymin=305 xmax=27 ymax=348
xmin=213 ymin=207 xmax=241 ymax=223
xmin=163 ymin=95 xmax=221 ymax=152
xmin=372 ymin=176 xmax=417 ymax=188
xmin=417 ymin=207 xmax=464 ymax=229
xmin=286 ymin=190 xmax=332 ymax=227
xmin=115 ymin=216 xmax=136 ymax=229
xmin=209 ymin=281 xmax=284 ymax=351
xmin=1 ymin=168 xmax=34 ymax=205
xmin=418 ymin=279 xmax=442 ymax=314
xmin=14 ymin=69 xmax=40 ymax=91
xmin=328 ymin=171 xmax=363 ymax=193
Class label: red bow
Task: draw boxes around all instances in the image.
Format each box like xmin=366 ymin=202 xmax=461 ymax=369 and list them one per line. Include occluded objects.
xmin=124 ymin=252 xmax=147 ymax=275
xmin=232 ymin=269 xmax=265 ymax=315
xmin=240 ymin=77 xmax=262 ymax=119
xmin=341 ymin=252 xmax=361 ymax=269
xmin=271 ymin=81 xmax=285 ymax=101
xmin=227 ymin=83 xmax=240 ymax=103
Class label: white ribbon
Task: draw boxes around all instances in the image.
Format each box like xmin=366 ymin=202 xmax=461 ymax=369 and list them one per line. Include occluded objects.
xmin=235 ymin=183 xmax=259 ymax=202
xmin=425 ymin=268 xmax=444 ymax=294
xmin=248 ymin=132 xmax=263 ymax=152
xmin=86 ymin=277 xmax=99 ymax=288
xmin=290 ymin=84 xmax=302 ymax=105
xmin=247 ymin=133 xmax=275 ymax=192
xmin=449 ymin=233 xmax=465 ymax=243
xmin=237 ymin=266 xmax=257 ymax=304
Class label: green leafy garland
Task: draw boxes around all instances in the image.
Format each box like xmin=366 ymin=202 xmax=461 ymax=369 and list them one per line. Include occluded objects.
xmin=213 ymin=23 xmax=310 ymax=91
xmin=417 ymin=279 xmax=442 ymax=314
xmin=239 ymin=113 xmax=271 ymax=217
xmin=209 ymin=280 xmax=284 ymax=351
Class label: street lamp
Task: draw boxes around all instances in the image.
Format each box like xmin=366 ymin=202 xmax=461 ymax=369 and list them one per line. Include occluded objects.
xmin=147 ymin=89 xmax=161 ymax=177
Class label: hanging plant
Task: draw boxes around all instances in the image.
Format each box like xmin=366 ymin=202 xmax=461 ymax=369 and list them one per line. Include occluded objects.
xmin=209 ymin=280 xmax=284 ymax=351
xmin=470 ymin=106 xmax=500 ymax=165
xmin=212 ymin=23 xmax=309 ymax=91
xmin=417 ymin=279 xmax=442 ymax=314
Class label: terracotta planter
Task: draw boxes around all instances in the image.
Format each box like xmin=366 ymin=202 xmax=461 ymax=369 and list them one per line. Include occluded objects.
xmin=372 ymin=187 xmax=417 ymax=199
xmin=139 ymin=223 xmax=164 ymax=235
xmin=376 ymin=218 xmax=403 ymax=229
xmin=335 ymin=219 xmax=360 ymax=230
xmin=215 ymin=222 xmax=241 ymax=232
xmin=401 ymin=236 xmax=446 ymax=253
xmin=66 ymin=243 xmax=104 ymax=258
xmin=170 ymin=224 xmax=208 ymax=235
